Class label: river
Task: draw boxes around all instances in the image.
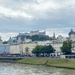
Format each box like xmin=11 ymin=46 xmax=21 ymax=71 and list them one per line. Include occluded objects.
xmin=0 ymin=63 xmax=75 ymax=75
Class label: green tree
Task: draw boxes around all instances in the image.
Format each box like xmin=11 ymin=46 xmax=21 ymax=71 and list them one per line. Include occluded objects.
xmin=30 ymin=35 xmax=50 ymax=41
xmin=32 ymin=45 xmax=55 ymax=57
xmin=41 ymin=45 xmax=46 ymax=57
xmin=45 ymin=45 xmax=55 ymax=56
xmin=3 ymin=41 xmax=8 ymax=44
xmin=32 ymin=45 xmax=43 ymax=57
xmin=61 ymin=40 xmax=72 ymax=54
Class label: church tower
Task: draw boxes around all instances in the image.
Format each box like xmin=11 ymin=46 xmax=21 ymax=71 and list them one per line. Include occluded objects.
xmin=53 ymin=32 xmax=56 ymax=40
xmin=69 ymin=29 xmax=75 ymax=41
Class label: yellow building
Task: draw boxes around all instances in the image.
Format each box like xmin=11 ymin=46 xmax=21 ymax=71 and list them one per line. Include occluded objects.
xmin=22 ymin=43 xmax=38 ymax=55
xmin=10 ymin=41 xmax=63 ymax=55
xmin=10 ymin=42 xmax=38 ymax=54
xmin=10 ymin=44 xmax=20 ymax=54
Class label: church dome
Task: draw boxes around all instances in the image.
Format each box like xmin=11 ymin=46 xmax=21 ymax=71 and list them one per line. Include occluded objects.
xmin=69 ymin=29 xmax=75 ymax=35
xmin=8 ymin=37 xmax=13 ymax=43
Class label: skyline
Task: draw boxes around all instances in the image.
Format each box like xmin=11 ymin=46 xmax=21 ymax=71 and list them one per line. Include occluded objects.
xmin=0 ymin=0 xmax=75 ymax=40
xmin=0 ymin=29 xmax=73 ymax=41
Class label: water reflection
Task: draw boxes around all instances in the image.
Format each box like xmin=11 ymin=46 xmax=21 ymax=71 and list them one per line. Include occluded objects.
xmin=0 ymin=63 xmax=75 ymax=75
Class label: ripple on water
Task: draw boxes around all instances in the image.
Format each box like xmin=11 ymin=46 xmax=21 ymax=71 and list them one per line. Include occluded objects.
xmin=0 ymin=63 xmax=75 ymax=75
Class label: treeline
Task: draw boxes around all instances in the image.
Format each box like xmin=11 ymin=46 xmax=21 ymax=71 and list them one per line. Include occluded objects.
xmin=30 ymin=35 xmax=52 ymax=41
xmin=32 ymin=45 xmax=55 ymax=57
xmin=3 ymin=35 xmax=52 ymax=44
xmin=17 ymin=35 xmax=52 ymax=41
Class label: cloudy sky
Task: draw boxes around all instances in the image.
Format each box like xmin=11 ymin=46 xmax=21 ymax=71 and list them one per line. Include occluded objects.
xmin=0 ymin=0 xmax=75 ymax=40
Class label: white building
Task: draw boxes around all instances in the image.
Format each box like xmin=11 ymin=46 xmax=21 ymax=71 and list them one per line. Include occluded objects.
xmin=51 ymin=43 xmax=62 ymax=53
xmin=57 ymin=35 xmax=67 ymax=43
xmin=24 ymin=38 xmax=32 ymax=43
xmin=17 ymin=37 xmax=22 ymax=44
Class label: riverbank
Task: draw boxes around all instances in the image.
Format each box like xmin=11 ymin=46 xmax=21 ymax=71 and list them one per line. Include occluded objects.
xmin=17 ymin=58 xmax=75 ymax=69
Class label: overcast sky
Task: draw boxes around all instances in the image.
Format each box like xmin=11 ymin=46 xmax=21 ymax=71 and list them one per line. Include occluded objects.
xmin=0 ymin=0 xmax=75 ymax=40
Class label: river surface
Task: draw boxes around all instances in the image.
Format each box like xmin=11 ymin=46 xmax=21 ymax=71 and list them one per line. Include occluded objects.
xmin=0 ymin=63 xmax=75 ymax=75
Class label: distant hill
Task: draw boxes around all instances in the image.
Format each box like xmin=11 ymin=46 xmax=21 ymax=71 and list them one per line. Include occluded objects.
xmin=17 ymin=35 xmax=52 ymax=41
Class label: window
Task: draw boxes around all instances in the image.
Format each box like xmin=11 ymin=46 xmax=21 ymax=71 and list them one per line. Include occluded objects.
xmin=25 ymin=47 xmax=29 ymax=54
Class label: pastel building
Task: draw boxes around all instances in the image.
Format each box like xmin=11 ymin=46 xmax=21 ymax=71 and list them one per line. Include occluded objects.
xmin=0 ymin=44 xmax=10 ymax=54
xmin=0 ymin=41 xmax=62 ymax=55
xmin=57 ymin=35 xmax=67 ymax=43
xmin=51 ymin=43 xmax=62 ymax=53
xmin=22 ymin=43 xmax=37 ymax=55
xmin=10 ymin=42 xmax=38 ymax=55
xmin=10 ymin=44 xmax=20 ymax=54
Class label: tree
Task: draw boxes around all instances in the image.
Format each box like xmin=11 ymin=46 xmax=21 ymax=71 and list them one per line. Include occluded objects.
xmin=32 ymin=45 xmax=55 ymax=57
xmin=3 ymin=41 xmax=8 ymax=44
xmin=45 ymin=45 xmax=55 ymax=56
xmin=32 ymin=45 xmax=43 ymax=57
xmin=61 ymin=40 xmax=72 ymax=54
xmin=41 ymin=45 xmax=46 ymax=57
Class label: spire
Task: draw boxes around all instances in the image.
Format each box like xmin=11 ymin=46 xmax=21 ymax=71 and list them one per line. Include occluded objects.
xmin=71 ymin=29 xmax=73 ymax=31
xmin=53 ymin=32 xmax=56 ymax=40
xmin=0 ymin=36 xmax=1 ymax=40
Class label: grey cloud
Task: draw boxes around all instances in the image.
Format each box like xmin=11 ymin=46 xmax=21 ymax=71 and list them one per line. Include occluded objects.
xmin=0 ymin=0 xmax=75 ymax=40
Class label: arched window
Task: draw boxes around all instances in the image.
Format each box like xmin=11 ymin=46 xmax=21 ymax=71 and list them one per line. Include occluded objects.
xmin=25 ymin=47 xmax=29 ymax=54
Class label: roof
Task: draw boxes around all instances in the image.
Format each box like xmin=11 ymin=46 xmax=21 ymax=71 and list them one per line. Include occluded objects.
xmin=8 ymin=37 xmax=13 ymax=43
xmin=69 ymin=29 xmax=75 ymax=35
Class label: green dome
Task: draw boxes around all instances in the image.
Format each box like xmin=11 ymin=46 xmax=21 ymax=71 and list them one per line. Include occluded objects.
xmin=8 ymin=37 xmax=13 ymax=43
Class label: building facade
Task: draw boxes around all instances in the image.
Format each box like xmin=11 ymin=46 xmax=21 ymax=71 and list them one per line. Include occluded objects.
xmin=10 ymin=44 xmax=20 ymax=54
xmin=10 ymin=42 xmax=38 ymax=55
xmin=0 ymin=44 xmax=10 ymax=54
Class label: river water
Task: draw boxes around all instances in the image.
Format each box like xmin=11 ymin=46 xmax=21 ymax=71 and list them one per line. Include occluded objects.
xmin=0 ymin=63 xmax=75 ymax=75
